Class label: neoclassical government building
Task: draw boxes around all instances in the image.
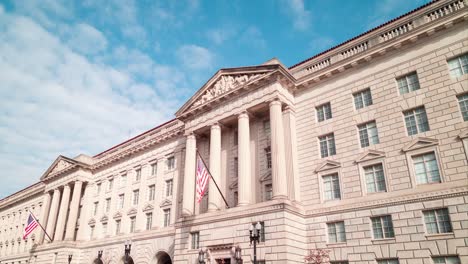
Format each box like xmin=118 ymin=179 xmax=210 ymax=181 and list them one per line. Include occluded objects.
xmin=1 ymin=0 xmax=468 ymax=263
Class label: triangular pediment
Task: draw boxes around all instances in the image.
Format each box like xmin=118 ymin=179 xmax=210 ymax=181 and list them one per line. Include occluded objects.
xmin=402 ymin=137 xmax=439 ymax=152
xmin=176 ymin=64 xmax=291 ymax=117
xmin=355 ymin=150 xmax=386 ymax=163
xmin=127 ymin=207 xmax=137 ymax=216
xmin=159 ymin=199 xmax=172 ymax=208
xmin=142 ymin=203 xmax=154 ymax=212
xmin=315 ymin=160 xmax=341 ymax=173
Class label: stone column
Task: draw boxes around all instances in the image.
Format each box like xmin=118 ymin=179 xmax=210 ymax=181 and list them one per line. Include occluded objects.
xmin=208 ymin=123 xmax=222 ymax=211
xmin=45 ymin=188 xmax=61 ymax=242
xmin=269 ymin=100 xmax=288 ymax=199
xmin=54 ymin=184 xmax=71 ymax=241
xmin=65 ymin=181 xmax=83 ymax=240
xmin=283 ymin=106 xmax=301 ymax=202
xmin=38 ymin=192 xmax=52 ymax=243
xmin=182 ymin=134 xmax=197 ymax=216
xmin=238 ymin=112 xmax=252 ymax=206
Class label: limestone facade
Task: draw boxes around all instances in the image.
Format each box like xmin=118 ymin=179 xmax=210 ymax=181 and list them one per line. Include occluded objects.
xmin=1 ymin=0 xmax=467 ymax=263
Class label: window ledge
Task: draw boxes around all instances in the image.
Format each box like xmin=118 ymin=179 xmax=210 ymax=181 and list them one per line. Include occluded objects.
xmin=425 ymin=233 xmax=454 ymax=240
xmin=325 ymin=242 xmax=347 ymax=247
xmin=371 ymin=238 xmax=395 ymax=244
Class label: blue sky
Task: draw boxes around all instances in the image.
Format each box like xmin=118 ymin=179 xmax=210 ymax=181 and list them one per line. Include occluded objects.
xmin=0 ymin=0 xmax=429 ymax=198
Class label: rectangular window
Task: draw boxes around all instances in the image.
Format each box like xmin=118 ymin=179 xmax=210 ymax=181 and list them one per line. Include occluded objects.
xmin=423 ymin=208 xmax=452 ymax=234
xmin=148 ymin=185 xmax=155 ymax=201
xmin=358 ymin=121 xmax=379 ymax=147
xmin=151 ymin=163 xmax=158 ymax=176
xmin=316 ymin=103 xmax=332 ymax=122
xmin=166 ymin=180 xmax=173 ymax=197
xmin=264 ymin=184 xmax=273 ymax=201
xmin=404 ymin=106 xmax=429 ymax=135
xmin=413 ymin=152 xmax=440 ymax=184
xmin=118 ymin=194 xmax=125 ymax=209
xmin=135 ymin=168 xmax=141 ymax=182
xmin=115 ymin=220 xmax=121 ymax=235
xmin=191 ymin=232 xmax=200 ymax=249
xmin=132 ymin=190 xmax=139 ymax=206
xmin=354 ymin=88 xmax=373 ymax=109
xmin=130 ymin=216 xmax=136 ymax=233
xmin=120 ymin=174 xmax=127 ymax=187
xmin=102 ymin=223 xmax=108 ymax=236
xmin=448 ymin=53 xmax=468 ymax=78
xmin=167 ymin=156 xmax=175 ymax=170
xmin=397 ymin=72 xmax=420 ymax=94
xmin=93 ymin=202 xmax=99 ymax=216
xmin=146 ymin=213 xmax=152 ymax=230
xmin=457 ymin=93 xmax=468 ymax=121
xmin=265 ymin=148 xmax=272 ymax=169
xmin=107 ymin=179 xmax=113 ymax=191
xmin=377 ymin=259 xmax=399 ymax=264
xmin=371 ymin=215 xmax=395 ymax=239
xmin=105 ymin=198 xmax=111 ymax=213
xmin=364 ymin=164 xmax=386 ymax=193
xmin=319 ymin=133 xmax=336 ymax=158
xmin=327 ymin=221 xmax=346 ymax=243
xmin=163 ymin=209 xmax=171 ymax=227
xmin=432 ymin=256 xmax=461 ymax=264
xmin=323 ymin=173 xmax=341 ymax=201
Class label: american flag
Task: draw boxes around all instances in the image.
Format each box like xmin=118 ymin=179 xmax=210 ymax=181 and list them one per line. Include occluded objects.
xmin=196 ymin=154 xmax=211 ymax=203
xmin=23 ymin=213 xmax=39 ymax=240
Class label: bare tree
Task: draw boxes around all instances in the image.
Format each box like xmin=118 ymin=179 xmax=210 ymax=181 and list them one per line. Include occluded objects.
xmin=304 ymin=248 xmax=331 ymax=264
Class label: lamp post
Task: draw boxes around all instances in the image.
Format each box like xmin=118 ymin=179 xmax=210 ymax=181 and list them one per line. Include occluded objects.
xmin=249 ymin=222 xmax=262 ymax=264
xmin=98 ymin=250 xmax=103 ymax=259
xmin=68 ymin=252 xmax=73 ymax=264
xmin=198 ymin=248 xmax=205 ymax=264
xmin=124 ymin=239 xmax=132 ymax=264
xmin=234 ymin=245 xmax=242 ymax=264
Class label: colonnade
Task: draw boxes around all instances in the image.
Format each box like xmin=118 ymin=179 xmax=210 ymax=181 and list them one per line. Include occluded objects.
xmin=182 ymin=99 xmax=300 ymax=216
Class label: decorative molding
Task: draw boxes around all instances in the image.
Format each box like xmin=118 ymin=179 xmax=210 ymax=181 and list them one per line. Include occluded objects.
xmin=127 ymin=207 xmax=137 ymax=216
xmin=402 ymin=137 xmax=439 ymax=152
xmin=355 ymin=150 xmax=386 ymax=163
xmin=315 ymin=160 xmax=341 ymax=172
xmin=159 ymin=199 xmax=172 ymax=208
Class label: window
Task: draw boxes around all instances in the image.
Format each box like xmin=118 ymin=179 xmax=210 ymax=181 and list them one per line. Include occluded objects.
xmin=165 ymin=180 xmax=173 ymax=197
xmin=163 ymin=209 xmax=171 ymax=227
xmin=354 ymin=88 xmax=373 ymax=109
xmin=130 ymin=216 xmax=136 ymax=233
xmin=413 ymin=152 xmax=440 ymax=184
xmin=457 ymin=93 xmax=468 ymax=121
xmin=448 ymin=53 xmax=468 ymax=78
xmin=105 ymin=198 xmax=111 ymax=213
xmin=264 ymin=184 xmax=273 ymax=201
xmin=377 ymin=259 xmax=399 ymax=264
xmin=102 ymin=223 xmax=108 ymax=236
xmin=316 ymin=103 xmax=332 ymax=122
xmin=364 ymin=164 xmax=386 ymax=193
xmin=166 ymin=156 xmax=175 ymax=170
xmin=115 ymin=220 xmax=121 ymax=235
xmin=319 ymin=133 xmax=336 ymax=158
xmin=148 ymin=185 xmax=155 ymax=201
xmin=107 ymin=179 xmax=113 ymax=191
xmin=132 ymin=190 xmax=139 ymax=206
xmin=265 ymin=148 xmax=272 ymax=169
xmin=191 ymin=232 xmax=200 ymax=249
xmin=145 ymin=213 xmax=152 ymax=230
xmin=404 ymin=107 xmax=429 ymax=135
xmin=135 ymin=168 xmax=141 ymax=182
xmin=151 ymin=163 xmax=158 ymax=176
xmin=96 ymin=183 xmax=101 ymax=195
xmin=432 ymin=256 xmax=461 ymax=264
xmin=93 ymin=202 xmax=99 ymax=216
xmin=371 ymin=215 xmax=395 ymax=239
xmin=322 ymin=174 xmax=341 ymax=201
xmin=327 ymin=221 xmax=346 ymax=243
xmin=397 ymin=72 xmax=420 ymax=94
xmin=358 ymin=121 xmax=379 ymax=147
xmin=423 ymin=208 xmax=452 ymax=234
xmin=120 ymin=174 xmax=127 ymax=187
xmin=118 ymin=194 xmax=124 ymax=209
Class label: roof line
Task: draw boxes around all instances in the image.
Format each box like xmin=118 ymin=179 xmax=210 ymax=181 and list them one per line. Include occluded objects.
xmin=289 ymin=0 xmax=438 ymax=69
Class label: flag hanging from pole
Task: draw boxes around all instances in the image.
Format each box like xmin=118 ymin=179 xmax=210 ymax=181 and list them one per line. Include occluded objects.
xmin=23 ymin=213 xmax=39 ymax=240
xmin=196 ymin=154 xmax=211 ymax=203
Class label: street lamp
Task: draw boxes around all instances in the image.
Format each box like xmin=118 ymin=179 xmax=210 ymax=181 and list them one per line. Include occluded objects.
xmin=234 ymin=245 xmax=242 ymax=264
xmin=68 ymin=252 xmax=73 ymax=264
xmin=198 ymin=248 xmax=205 ymax=264
xmin=98 ymin=250 xmax=103 ymax=259
xmin=124 ymin=239 xmax=132 ymax=264
xmin=249 ymin=222 xmax=262 ymax=264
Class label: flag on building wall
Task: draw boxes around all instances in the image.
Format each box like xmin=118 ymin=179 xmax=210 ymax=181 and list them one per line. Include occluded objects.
xmin=23 ymin=213 xmax=39 ymax=240
xmin=196 ymin=154 xmax=211 ymax=203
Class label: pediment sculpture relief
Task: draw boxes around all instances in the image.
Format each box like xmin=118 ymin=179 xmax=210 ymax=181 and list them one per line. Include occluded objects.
xmin=193 ymin=74 xmax=263 ymax=107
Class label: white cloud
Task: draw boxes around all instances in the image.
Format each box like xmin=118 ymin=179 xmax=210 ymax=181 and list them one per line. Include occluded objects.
xmin=176 ymin=45 xmax=215 ymax=70
xmin=282 ymin=0 xmax=311 ymax=31
xmin=67 ymin=23 xmax=108 ymax=54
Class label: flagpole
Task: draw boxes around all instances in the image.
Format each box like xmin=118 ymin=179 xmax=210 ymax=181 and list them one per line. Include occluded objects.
xmin=196 ymin=150 xmax=230 ymax=209
xmin=28 ymin=210 xmax=53 ymax=243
